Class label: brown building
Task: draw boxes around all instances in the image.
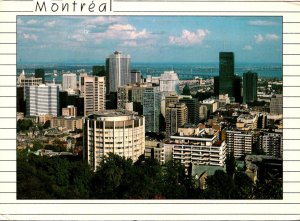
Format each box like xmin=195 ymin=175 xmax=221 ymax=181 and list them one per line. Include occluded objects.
xmin=165 ymin=102 xmax=188 ymax=138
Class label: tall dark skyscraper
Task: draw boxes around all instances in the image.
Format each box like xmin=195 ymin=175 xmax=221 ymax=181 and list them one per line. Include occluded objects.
xmin=214 ymin=76 xmax=219 ymax=96
xmin=179 ymin=96 xmax=200 ymax=125
xmin=219 ymin=52 xmax=234 ymax=97
xmin=35 ymin=68 xmax=45 ymax=83
xmin=92 ymin=65 xmax=106 ymax=77
xmin=233 ymin=75 xmax=242 ymax=103
xmin=243 ymin=71 xmax=258 ymax=104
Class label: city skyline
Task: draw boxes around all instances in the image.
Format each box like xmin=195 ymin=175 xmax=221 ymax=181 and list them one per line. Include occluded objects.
xmin=17 ymin=16 xmax=282 ymax=64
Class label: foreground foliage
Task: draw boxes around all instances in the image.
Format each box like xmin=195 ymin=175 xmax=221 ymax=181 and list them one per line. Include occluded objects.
xmin=17 ymin=153 xmax=282 ymax=199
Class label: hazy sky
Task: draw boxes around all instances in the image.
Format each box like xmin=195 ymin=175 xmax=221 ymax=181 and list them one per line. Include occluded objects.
xmin=17 ymin=16 xmax=282 ymax=64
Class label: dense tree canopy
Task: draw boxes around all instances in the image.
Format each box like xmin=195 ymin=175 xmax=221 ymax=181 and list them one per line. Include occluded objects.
xmin=17 ymin=153 xmax=282 ymax=199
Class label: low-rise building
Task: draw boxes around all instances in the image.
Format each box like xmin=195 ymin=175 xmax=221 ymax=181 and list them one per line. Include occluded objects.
xmin=62 ymin=105 xmax=77 ymax=117
xmin=145 ymin=141 xmax=172 ymax=165
xmin=51 ymin=117 xmax=83 ymax=131
xmin=226 ymin=130 xmax=253 ymax=158
xmin=236 ymin=114 xmax=258 ymax=131
xmin=164 ymin=129 xmax=226 ymax=167
xmin=259 ymin=133 xmax=283 ymax=158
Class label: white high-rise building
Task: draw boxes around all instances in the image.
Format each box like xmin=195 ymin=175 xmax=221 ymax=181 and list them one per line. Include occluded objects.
xmin=159 ymin=71 xmax=180 ymax=93
xmin=26 ymin=84 xmax=59 ymax=117
xmin=159 ymin=71 xmax=180 ymax=117
xmin=84 ymin=110 xmax=145 ymax=171
xmin=81 ymin=76 xmax=106 ymax=116
xmin=62 ymin=73 xmax=77 ymax=91
xmin=106 ymin=51 xmax=131 ymax=93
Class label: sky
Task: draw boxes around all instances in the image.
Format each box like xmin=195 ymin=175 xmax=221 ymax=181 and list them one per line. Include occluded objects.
xmin=17 ymin=16 xmax=282 ymax=64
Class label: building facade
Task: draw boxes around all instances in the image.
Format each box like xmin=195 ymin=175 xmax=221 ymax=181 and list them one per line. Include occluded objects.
xmin=259 ymin=133 xmax=283 ymax=158
xmin=164 ymin=129 xmax=226 ymax=167
xmin=35 ymin=68 xmax=45 ymax=84
xmin=270 ymin=94 xmax=283 ymax=115
xmin=130 ymin=70 xmax=142 ymax=84
xmin=226 ymin=130 xmax=253 ymax=158
xmin=143 ymin=86 xmax=161 ymax=133
xmin=243 ymin=71 xmax=258 ymax=104
xmin=179 ymin=95 xmax=200 ymax=125
xmin=159 ymin=71 xmax=180 ymax=93
xmin=219 ymin=52 xmax=234 ymax=97
xmin=81 ymin=76 xmax=106 ymax=116
xmin=62 ymin=105 xmax=77 ymax=117
xmin=25 ymin=84 xmax=59 ymax=117
xmin=117 ymin=85 xmax=132 ymax=110
xmin=84 ymin=110 xmax=145 ymax=171
xmin=106 ymin=51 xmax=131 ymax=93
xmin=62 ymin=73 xmax=77 ymax=91
xmin=165 ymin=102 xmax=188 ymax=138
xmin=51 ymin=116 xmax=83 ymax=131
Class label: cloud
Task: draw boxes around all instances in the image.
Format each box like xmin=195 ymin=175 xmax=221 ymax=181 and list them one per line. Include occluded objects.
xmin=121 ymin=41 xmax=138 ymax=47
xmin=266 ymin=34 xmax=279 ymax=41
xmin=45 ymin=21 xmax=56 ymax=27
xmin=22 ymin=33 xmax=38 ymax=41
xmin=83 ymin=16 xmax=123 ymax=25
xmin=27 ymin=19 xmax=38 ymax=25
xmin=104 ymin=24 xmax=150 ymax=40
xmin=254 ymin=33 xmax=279 ymax=43
xmin=106 ymin=24 xmax=150 ymax=39
xmin=255 ymin=34 xmax=264 ymax=43
xmin=248 ymin=20 xmax=277 ymax=26
xmin=17 ymin=18 xmax=23 ymax=24
xmin=243 ymin=45 xmax=253 ymax=50
xmin=169 ymin=29 xmax=209 ymax=46
xmin=121 ymin=38 xmax=156 ymax=48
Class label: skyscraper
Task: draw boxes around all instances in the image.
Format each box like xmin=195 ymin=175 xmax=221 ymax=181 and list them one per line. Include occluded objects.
xmin=143 ymin=86 xmax=161 ymax=133
xmin=243 ymin=71 xmax=258 ymax=104
xmin=106 ymin=51 xmax=131 ymax=93
xmin=62 ymin=73 xmax=77 ymax=92
xmin=219 ymin=52 xmax=234 ymax=97
xmin=130 ymin=70 xmax=142 ymax=84
xmin=233 ymin=75 xmax=242 ymax=103
xmin=26 ymin=84 xmax=59 ymax=117
xmin=159 ymin=71 xmax=180 ymax=93
xmin=81 ymin=76 xmax=106 ymax=116
xmin=92 ymin=65 xmax=106 ymax=77
xmin=34 ymin=68 xmax=45 ymax=84
xmin=213 ymin=76 xmax=219 ymax=96
xmin=179 ymin=95 xmax=200 ymax=124
xmin=270 ymin=94 xmax=283 ymax=115
xmin=117 ymin=85 xmax=132 ymax=110
xmin=165 ymin=102 xmax=188 ymax=138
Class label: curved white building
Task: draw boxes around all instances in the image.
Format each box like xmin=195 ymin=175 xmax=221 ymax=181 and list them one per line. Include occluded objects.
xmin=84 ymin=110 xmax=145 ymax=171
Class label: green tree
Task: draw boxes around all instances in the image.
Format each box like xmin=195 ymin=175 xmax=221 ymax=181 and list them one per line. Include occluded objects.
xmin=43 ymin=120 xmax=51 ymax=129
xmin=17 ymin=119 xmax=34 ymax=132
xmin=90 ymin=154 xmax=132 ymax=199
xmin=32 ymin=140 xmax=44 ymax=151
xmin=205 ymin=170 xmax=235 ymax=199
xmin=162 ymin=161 xmax=188 ymax=199
xmin=232 ymin=172 xmax=254 ymax=199
xmin=225 ymin=152 xmax=236 ymax=177
xmin=182 ymin=84 xmax=191 ymax=96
